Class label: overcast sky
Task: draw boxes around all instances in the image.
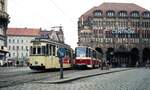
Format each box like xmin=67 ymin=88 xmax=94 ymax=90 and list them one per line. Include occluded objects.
xmin=8 ymin=0 xmax=150 ymax=48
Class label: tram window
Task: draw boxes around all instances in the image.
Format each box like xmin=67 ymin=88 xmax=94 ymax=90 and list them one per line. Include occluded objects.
xmin=33 ymin=47 xmax=36 ymax=54
xmin=45 ymin=44 xmax=48 ymax=55
xmin=88 ymin=48 xmax=90 ymax=57
xmin=86 ymin=48 xmax=88 ymax=57
xmin=37 ymin=46 xmax=41 ymax=54
xmin=93 ymin=50 xmax=96 ymax=58
xmin=76 ymin=47 xmax=86 ymax=57
xmin=52 ymin=45 xmax=56 ymax=56
xmin=90 ymin=49 xmax=92 ymax=57
xmin=42 ymin=46 xmax=46 ymax=55
xmin=66 ymin=49 xmax=68 ymax=56
xmin=0 ymin=55 xmax=4 ymax=59
xmin=51 ymin=45 xmax=56 ymax=56
xmin=69 ymin=50 xmax=71 ymax=57
xmin=49 ymin=44 xmax=51 ymax=55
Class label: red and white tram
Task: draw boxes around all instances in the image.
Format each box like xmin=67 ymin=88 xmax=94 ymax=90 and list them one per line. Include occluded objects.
xmin=74 ymin=46 xmax=102 ymax=69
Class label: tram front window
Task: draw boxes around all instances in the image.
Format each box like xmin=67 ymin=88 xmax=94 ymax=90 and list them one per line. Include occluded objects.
xmin=32 ymin=47 xmax=36 ymax=54
xmin=75 ymin=47 xmax=86 ymax=57
xmin=37 ymin=46 xmax=41 ymax=54
xmin=42 ymin=46 xmax=45 ymax=55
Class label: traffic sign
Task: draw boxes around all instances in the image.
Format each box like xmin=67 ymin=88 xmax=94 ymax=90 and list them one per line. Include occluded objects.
xmin=57 ymin=48 xmax=66 ymax=58
xmin=57 ymin=47 xmax=66 ymax=79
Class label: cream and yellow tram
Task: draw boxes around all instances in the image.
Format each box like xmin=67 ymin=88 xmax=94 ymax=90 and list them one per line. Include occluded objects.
xmin=29 ymin=38 xmax=73 ymax=70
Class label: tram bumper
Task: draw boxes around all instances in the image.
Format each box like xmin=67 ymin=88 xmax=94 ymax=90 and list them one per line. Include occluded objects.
xmin=29 ymin=65 xmax=45 ymax=70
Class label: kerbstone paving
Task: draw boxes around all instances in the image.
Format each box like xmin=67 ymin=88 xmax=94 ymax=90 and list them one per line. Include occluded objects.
xmin=1 ymin=68 xmax=150 ymax=90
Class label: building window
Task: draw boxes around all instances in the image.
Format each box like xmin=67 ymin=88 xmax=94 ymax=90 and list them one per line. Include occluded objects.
xmin=26 ymin=46 xmax=28 ymax=51
xmin=16 ymin=46 xmax=19 ymax=50
xmin=93 ymin=10 xmax=102 ymax=16
xmin=9 ymin=46 xmax=11 ymax=50
xmin=130 ymin=11 xmax=139 ymax=17
xmin=13 ymin=39 xmax=15 ymax=43
xmin=21 ymin=40 xmax=23 ymax=43
xmin=106 ymin=11 xmax=115 ymax=16
xmin=26 ymin=53 xmax=28 ymax=56
xmin=9 ymin=39 xmax=11 ymax=43
xmin=13 ymin=53 xmax=15 ymax=57
xmin=13 ymin=46 xmax=15 ymax=50
xmin=118 ymin=11 xmax=127 ymax=17
xmin=22 ymin=46 xmax=23 ymax=50
xmin=22 ymin=53 xmax=24 ymax=57
xmin=143 ymin=12 xmax=150 ymax=17
xmin=17 ymin=39 xmax=19 ymax=43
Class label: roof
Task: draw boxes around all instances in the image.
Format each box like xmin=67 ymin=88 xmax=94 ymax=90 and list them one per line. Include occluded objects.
xmin=79 ymin=2 xmax=149 ymax=20
xmin=7 ymin=28 xmax=41 ymax=36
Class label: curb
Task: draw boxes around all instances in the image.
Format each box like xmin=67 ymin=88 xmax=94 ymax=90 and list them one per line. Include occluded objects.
xmin=35 ymin=68 xmax=132 ymax=84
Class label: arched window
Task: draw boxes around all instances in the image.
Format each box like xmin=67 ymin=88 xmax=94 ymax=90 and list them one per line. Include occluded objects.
xmin=130 ymin=11 xmax=140 ymax=17
xmin=106 ymin=10 xmax=115 ymax=17
xmin=93 ymin=10 xmax=102 ymax=16
xmin=142 ymin=11 xmax=150 ymax=17
xmin=118 ymin=11 xmax=127 ymax=17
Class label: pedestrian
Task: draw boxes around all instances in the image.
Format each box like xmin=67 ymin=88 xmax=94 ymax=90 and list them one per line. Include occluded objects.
xmin=106 ymin=61 xmax=110 ymax=70
xmin=136 ymin=61 xmax=139 ymax=68
xmin=145 ymin=59 xmax=150 ymax=69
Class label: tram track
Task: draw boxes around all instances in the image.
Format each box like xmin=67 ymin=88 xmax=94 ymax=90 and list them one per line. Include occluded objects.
xmin=0 ymin=69 xmax=78 ymax=88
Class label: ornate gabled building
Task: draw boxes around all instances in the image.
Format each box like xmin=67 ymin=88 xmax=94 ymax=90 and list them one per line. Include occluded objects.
xmin=0 ymin=0 xmax=9 ymax=66
xmin=39 ymin=26 xmax=64 ymax=43
xmin=78 ymin=2 xmax=150 ymax=67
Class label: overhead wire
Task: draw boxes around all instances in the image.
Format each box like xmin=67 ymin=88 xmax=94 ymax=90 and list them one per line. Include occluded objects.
xmin=48 ymin=0 xmax=74 ymax=23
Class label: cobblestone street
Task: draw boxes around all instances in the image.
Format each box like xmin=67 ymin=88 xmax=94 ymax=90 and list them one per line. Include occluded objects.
xmin=1 ymin=68 xmax=150 ymax=90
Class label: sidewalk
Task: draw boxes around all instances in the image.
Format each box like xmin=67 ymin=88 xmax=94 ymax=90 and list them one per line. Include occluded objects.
xmin=36 ymin=68 xmax=132 ymax=84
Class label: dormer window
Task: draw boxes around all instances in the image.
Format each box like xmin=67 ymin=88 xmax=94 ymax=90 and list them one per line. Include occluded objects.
xmin=106 ymin=11 xmax=115 ymax=17
xmin=130 ymin=11 xmax=139 ymax=17
xmin=93 ymin=10 xmax=102 ymax=17
xmin=143 ymin=11 xmax=150 ymax=17
xmin=118 ymin=11 xmax=127 ymax=17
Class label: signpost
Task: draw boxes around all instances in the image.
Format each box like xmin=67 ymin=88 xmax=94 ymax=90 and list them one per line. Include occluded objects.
xmin=57 ymin=48 xmax=66 ymax=79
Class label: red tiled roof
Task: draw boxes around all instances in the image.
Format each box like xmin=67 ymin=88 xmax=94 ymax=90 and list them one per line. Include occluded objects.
xmin=79 ymin=2 xmax=149 ymax=20
xmin=7 ymin=28 xmax=41 ymax=36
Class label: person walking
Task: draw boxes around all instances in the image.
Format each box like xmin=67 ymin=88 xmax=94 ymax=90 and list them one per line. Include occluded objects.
xmin=145 ymin=59 xmax=150 ymax=69
xmin=136 ymin=61 xmax=139 ymax=68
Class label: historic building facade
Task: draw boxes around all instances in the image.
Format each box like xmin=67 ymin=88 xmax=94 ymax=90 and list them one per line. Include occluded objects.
xmin=6 ymin=28 xmax=41 ymax=66
xmin=0 ymin=0 xmax=9 ymax=66
xmin=0 ymin=0 xmax=9 ymax=46
xmin=78 ymin=3 xmax=150 ymax=67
